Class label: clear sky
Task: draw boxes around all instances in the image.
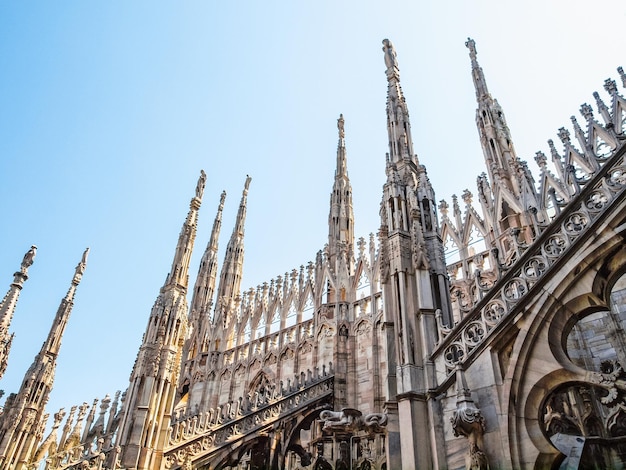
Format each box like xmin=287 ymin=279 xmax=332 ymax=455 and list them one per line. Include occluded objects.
xmin=1 ymin=1 xmax=625 ymax=423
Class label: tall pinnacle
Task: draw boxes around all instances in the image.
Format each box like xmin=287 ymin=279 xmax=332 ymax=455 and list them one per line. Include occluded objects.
xmin=336 ymin=114 xmax=347 ymax=177
xmin=165 ymin=170 xmax=206 ymax=290
xmin=465 ymin=38 xmax=538 ymax=246
xmin=466 ymin=38 xmax=490 ymax=100
xmin=189 ymin=190 xmax=227 ymax=320
xmin=328 ymin=114 xmax=354 ymax=272
xmin=382 ymin=38 xmax=416 ymax=165
xmin=0 ymin=248 xmax=88 ymax=469
xmin=215 ymin=176 xmax=251 ymax=318
xmin=118 ymin=173 xmax=207 ymax=470
xmin=0 ymin=246 xmax=37 ymax=379
xmin=43 ymin=248 xmax=89 ymax=357
xmin=233 ymin=176 xmax=251 ymax=237
xmin=182 ymin=191 xmax=227 ymax=375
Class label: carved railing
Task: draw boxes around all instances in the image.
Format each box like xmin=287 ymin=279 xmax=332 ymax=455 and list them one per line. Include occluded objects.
xmin=163 ymin=374 xmax=334 ymax=468
xmin=433 ymin=142 xmax=626 ymax=377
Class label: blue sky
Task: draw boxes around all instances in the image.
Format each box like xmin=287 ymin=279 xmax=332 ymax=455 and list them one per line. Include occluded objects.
xmin=1 ymin=1 xmax=625 ymax=422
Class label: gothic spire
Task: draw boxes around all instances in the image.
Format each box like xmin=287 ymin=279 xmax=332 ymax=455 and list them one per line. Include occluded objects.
xmin=0 ymin=245 xmax=36 ymax=380
xmin=184 ymin=191 xmax=227 ymax=363
xmin=118 ymin=172 xmax=206 ymax=470
xmin=465 ymin=38 xmax=539 ymax=247
xmin=232 ymin=176 xmax=251 ymax=239
xmin=41 ymin=248 xmax=89 ymax=358
xmin=465 ymin=37 xmax=520 ymax=195
xmin=0 ymin=248 xmax=88 ymax=469
xmin=190 ymin=190 xmax=227 ymax=322
xmin=328 ymin=114 xmax=354 ymax=273
xmin=466 ymin=38 xmax=490 ymax=101
xmin=164 ymin=170 xmax=206 ymax=290
xmin=335 ymin=114 xmax=348 ymax=178
xmin=383 ymin=38 xmax=416 ymax=165
xmin=213 ymin=176 xmax=251 ymax=347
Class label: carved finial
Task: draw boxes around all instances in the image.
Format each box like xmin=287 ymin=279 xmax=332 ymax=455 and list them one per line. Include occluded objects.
xmin=557 ymin=127 xmax=571 ymax=144
xmin=452 ymin=194 xmax=460 ymax=215
xmin=357 ymin=237 xmax=366 ymax=258
xmin=580 ymin=103 xmax=593 ymax=121
xmin=461 ymin=189 xmax=473 ymax=206
xmin=604 ymin=78 xmax=618 ymax=94
xmin=535 ymin=151 xmax=548 ymax=168
xmin=547 ymin=139 xmax=561 ymax=162
xmin=53 ymin=408 xmax=66 ymax=427
xmin=592 ymin=91 xmax=612 ymax=126
xmin=618 ymin=66 xmax=626 ymax=88
xmin=438 ymin=199 xmax=449 ymax=217
xmin=337 ymin=114 xmax=345 ymax=139
xmin=570 ymin=115 xmax=584 ymax=135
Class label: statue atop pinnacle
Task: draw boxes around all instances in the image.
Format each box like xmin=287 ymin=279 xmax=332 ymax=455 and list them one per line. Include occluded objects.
xmin=383 ymin=38 xmax=399 ymax=80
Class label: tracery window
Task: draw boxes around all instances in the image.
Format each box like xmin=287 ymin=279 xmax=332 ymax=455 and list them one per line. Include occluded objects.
xmin=542 ymin=274 xmax=626 ymax=467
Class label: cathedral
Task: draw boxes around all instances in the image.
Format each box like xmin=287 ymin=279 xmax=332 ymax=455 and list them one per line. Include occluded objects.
xmin=0 ymin=37 xmax=625 ymax=470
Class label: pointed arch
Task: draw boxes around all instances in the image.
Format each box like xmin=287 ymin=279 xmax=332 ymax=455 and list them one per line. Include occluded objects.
xmin=283 ymin=298 xmax=298 ymax=329
xmin=248 ymin=369 xmax=274 ymax=396
xmin=354 ymin=259 xmax=372 ymax=301
xmin=589 ymin=123 xmax=617 ymax=159
xmin=263 ymin=351 xmax=278 ymax=368
xmin=299 ymin=289 xmax=315 ymax=322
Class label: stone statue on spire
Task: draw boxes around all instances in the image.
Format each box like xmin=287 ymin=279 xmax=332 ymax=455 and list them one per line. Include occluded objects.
xmin=382 ymin=39 xmax=398 ymax=74
xmin=465 ymin=37 xmax=477 ymax=60
xmin=337 ymin=114 xmax=345 ymax=139
xmin=73 ymin=248 xmax=89 ymax=284
xmin=196 ymin=170 xmax=207 ymax=200
xmin=21 ymin=245 xmax=37 ymax=273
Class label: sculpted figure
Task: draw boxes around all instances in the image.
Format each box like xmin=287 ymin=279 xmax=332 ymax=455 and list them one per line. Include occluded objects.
xmin=21 ymin=245 xmax=37 ymax=271
xmin=320 ymin=408 xmax=389 ymax=434
xmin=363 ymin=412 xmax=388 ymax=433
xmin=196 ymin=169 xmax=207 ymax=199
xmin=451 ymin=365 xmax=490 ymax=470
xmin=320 ymin=408 xmax=362 ymax=432
xmin=313 ymin=442 xmax=333 ymax=470
xmin=382 ymin=39 xmax=398 ymax=72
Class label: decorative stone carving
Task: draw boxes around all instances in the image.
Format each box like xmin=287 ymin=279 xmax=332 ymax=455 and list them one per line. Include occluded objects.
xmin=411 ymin=218 xmax=430 ymax=270
xmin=164 ymin=375 xmax=334 ymax=467
xmin=20 ymin=245 xmax=37 ymax=272
xmin=312 ymin=441 xmax=333 ymax=470
xmin=450 ymin=365 xmax=489 ymax=470
xmin=319 ymin=408 xmax=388 ymax=434
xmin=437 ymin=152 xmax=626 ymax=375
xmin=589 ymin=360 xmax=626 ymax=406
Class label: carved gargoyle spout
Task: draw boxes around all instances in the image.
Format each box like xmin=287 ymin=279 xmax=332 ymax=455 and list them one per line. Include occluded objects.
xmin=450 ymin=365 xmax=490 ymax=470
xmin=319 ymin=408 xmax=388 ymax=434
